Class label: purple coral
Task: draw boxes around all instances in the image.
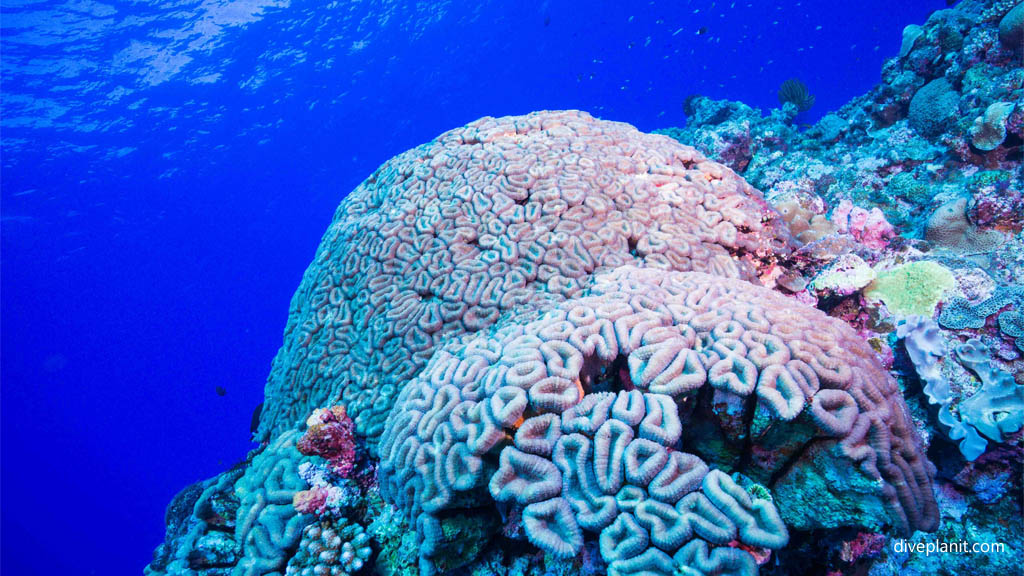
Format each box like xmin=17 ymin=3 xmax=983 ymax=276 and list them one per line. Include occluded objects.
xmin=379 ymin=267 xmax=937 ymax=575
xmin=257 ymin=111 xmax=797 ymax=449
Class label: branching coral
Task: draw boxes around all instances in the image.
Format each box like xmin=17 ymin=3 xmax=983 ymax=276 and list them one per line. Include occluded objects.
xmin=257 ymin=111 xmax=797 ymax=449
xmin=379 ymin=267 xmax=937 ymax=575
xmin=286 ymin=518 xmax=372 ymax=576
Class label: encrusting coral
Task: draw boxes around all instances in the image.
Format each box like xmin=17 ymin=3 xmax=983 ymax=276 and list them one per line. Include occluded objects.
xmin=379 ymin=266 xmax=937 ymax=575
xmin=257 ymin=110 xmax=797 ymax=449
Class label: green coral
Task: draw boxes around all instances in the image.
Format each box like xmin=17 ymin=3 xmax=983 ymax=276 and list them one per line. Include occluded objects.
xmin=886 ymin=172 xmax=932 ymax=204
xmin=865 ymin=260 xmax=956 ymax=317
xmin=969 ymin=170 xmax=1011 ymax=193
xmin=746 ymin=482 xmax=774 ymax=503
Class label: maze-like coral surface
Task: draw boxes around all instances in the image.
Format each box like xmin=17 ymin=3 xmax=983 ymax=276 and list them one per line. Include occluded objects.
xmin=258 ymin=111 xmax=796 ymax=446
xmin=379 ymin=267 xmax=937 ymax=575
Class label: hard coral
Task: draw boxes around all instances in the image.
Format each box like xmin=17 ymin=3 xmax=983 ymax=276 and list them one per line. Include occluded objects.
xmin=970 ymin=101 xmax=1016 ymax=151
xmin=924 ymin=197 xmax=1005 ymax=255
xmin=831 ymin=200 xmax=896 ymax=252
xmin=257 ymin=111 xmax=797 ymax=449
xmin=235 ymin=430 xmax=315 ymax=576
xmin=998 ymin=3 xmax=1024 ymax=48
xmin=908 ymin=79 xmax=959 ymax=138
xmin=379 ymin=267 xmax=937 ymax=576
xmin=286 ymin=518 xmax=372 ymax=576
xmin=864 ymin=260 xmax=956 ymax=317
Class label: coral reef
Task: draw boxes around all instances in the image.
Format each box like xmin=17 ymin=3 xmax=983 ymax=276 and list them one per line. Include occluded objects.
xmin=655 ymin=1 xmax=1022 ymax=246
xmin=234 ymin=430 xmax=316 ymax=576
xmin=150 ymin=3 xmax=1023 ymax=574
xmin=619 ymin=1 xmax=1024 ymax=573
xmin=147 ymin=467 xmax=246 ymax=575
xmin=297 ymin=406 xmax=357 ymax=478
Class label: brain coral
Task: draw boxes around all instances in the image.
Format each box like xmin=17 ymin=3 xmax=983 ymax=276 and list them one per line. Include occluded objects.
xmin=379 ymin=266 xmax=938 ymax=576
xmin=257 ymin=111 xmax=796 ymax=448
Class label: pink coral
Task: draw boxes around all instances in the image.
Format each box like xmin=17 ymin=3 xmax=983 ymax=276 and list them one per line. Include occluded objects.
xmin=379 ymin=266 xmax=937 ymax=575
xmin=831 ymin=200 xmax=896 ymax=251
xmin=297 ymin=405 xmax=356 ymax=478
xmin=293 ymin=487 xmax=330 ymax=515
xmin=839 ymin=532 xmax=885 ymax=563
xmin=257 ymin=111 xmax=797 ymax=449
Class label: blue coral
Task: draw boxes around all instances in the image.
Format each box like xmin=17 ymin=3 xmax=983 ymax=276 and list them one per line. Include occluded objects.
xmin=939 ymin=285 xmax=1024 ymax=351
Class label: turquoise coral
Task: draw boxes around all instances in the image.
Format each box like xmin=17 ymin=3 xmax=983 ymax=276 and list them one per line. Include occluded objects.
xmin=234 ymin=430 xmax=314 ymax=576
xmin=939 ymin=284 xmax=1024 ymax=349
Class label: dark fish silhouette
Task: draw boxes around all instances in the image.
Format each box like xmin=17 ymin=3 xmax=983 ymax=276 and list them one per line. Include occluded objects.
xmin=251 ymin=402 xmax=264 ymax=435
xmin=215 ymin=385 xmax=227 ymax=397
xmin=697 ymin=26 xmax=708 ymax=35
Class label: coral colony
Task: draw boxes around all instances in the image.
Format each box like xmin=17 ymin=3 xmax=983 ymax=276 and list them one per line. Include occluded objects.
xmin=148 ymin=2 xmax=1023 ymax=575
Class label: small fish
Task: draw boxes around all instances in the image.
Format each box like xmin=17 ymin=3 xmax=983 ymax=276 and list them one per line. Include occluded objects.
xmin=251 ymin=402 xmax=264 ymax=435
xmin=216 ymin=385 xmax=227 ymax=397
xmin=544 ymin=15 xmax=550 ymax=26
xmin=696 ymin=26 xmax=707 ymax=35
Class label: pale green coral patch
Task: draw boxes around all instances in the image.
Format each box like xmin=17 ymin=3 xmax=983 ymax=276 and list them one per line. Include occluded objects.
xmin=865 ymin=260 xmax=956 ymax=317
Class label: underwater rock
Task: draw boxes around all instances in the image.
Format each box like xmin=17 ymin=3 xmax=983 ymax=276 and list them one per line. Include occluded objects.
xmin=999 ymin=3 xmax=1024 ymax=49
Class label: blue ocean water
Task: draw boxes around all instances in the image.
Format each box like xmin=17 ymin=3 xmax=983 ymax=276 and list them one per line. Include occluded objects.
xmin=0 ymin=1 xmax=946 ymax=574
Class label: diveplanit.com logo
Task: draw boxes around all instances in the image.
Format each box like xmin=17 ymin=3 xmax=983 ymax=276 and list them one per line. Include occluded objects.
xmin=893 ymin=539 xmax=1009 ymax=556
